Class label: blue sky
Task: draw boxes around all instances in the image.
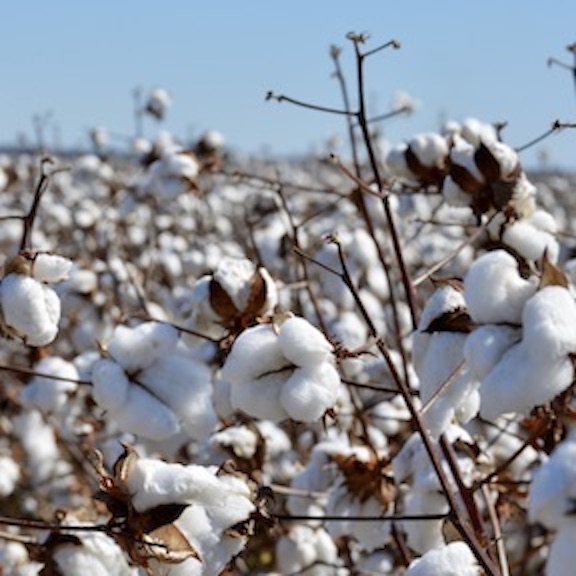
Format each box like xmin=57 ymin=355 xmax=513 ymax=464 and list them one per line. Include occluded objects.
xmin=1 ymin=1 xmax=575 ymax=168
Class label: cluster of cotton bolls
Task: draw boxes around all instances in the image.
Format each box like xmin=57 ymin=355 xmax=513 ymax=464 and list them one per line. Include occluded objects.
xmin=0 ymin=84 xmax=576 ymax=576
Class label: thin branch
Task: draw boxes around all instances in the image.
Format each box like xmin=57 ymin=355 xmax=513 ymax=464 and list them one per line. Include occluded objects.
xmin=0 ymin=515 xmax=110 ymax=534
xmin=265 ymin=91 xmax=355 ymax=117
xmin=0 ymin=364 xmax=91 ymax=386
xmin=515 ymin=120 xmax=576 ymax=153
xmin=482 ymin=484 xmax=511 ymax=576
xmin=275 ymin=512 xmax=449 ymax=522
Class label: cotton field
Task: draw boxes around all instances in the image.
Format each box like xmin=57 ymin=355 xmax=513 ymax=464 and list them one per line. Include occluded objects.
xmin=0 ymin=34 xmax=576 ymax=576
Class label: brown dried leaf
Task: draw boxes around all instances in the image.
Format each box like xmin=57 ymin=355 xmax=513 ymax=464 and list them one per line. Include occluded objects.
xmin=539 ymin=252 xmax=569 ymax=289
xmin=135 ymin=503 xmax=189 ymax=535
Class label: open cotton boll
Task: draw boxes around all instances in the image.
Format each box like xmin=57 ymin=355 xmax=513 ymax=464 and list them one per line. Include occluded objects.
xmin=31 ymin=253 xmax=73 ymax=283
xmin=501 ymin=218 xmax=559 ymax=263
xmin=449 ymin=135 xmax=484 ymax=183
xmin=212 ymin=257 xmax=259 ymax=311
xmin=459 ymin=117 xmax=498 ymax=146
xmin=406 ymin=542 xmax=480 ymax=576
xmin=485 ymin=139 xmax=519 ymax=177
xmin=107 ymin=321 xmax=179 ymax=373
xmin=464 ymin=250 xmax=537 ymax=324
xmin=280 ymin=362 xmax=341 ymax=422
xmin=124 ymin=457 xmax=255 ymax=576
xmin=410 ymin=132 xmax=449 ymax=168
xmin=277 ymin=316 xmax=334 ymax=368
xmin=20 ymin=356 xmax=79 ymax=414
xmin=480 ymin=287 xmax=576 ymax=419
xmin=0 ymin=273 xmax=61 ymax=347
xmin=222 ymin=323 xmax=287 ymax=385
xmin=464 ymin=324 xmax=520 ymax=381
xmin=529 ymin=432 xmax=576 ymax=530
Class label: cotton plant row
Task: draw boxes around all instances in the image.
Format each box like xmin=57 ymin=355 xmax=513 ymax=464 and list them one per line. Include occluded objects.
xmin=0 ymin=107 xmax=574 ymax=576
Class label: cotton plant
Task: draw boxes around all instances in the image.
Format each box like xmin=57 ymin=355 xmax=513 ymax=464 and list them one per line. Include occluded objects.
xmin=91 ymin=321 xmax=217 ymax=442
xmin=463 ymin=250 xmax=576 ymax=420
xmin=98 ymin=446 xmax=256 ymax=575
xmin=0 ymin=252 xmax=73 ymax=347
xmin=220 ymin=314 xmax=342 ymax=423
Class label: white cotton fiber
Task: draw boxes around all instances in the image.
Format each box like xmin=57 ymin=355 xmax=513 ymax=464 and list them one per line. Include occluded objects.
xmin=464 ymin=324 xmax=520 ymax=380
xmin=117 ymin=384 xmax=180 ymax=440
xmin=0 ymin=274 xmax=61 ymax=346
xmin=108 ymin=322 xmax=179 ymax=373
xmin=32 ymin=253 xmax=73 ymax=283
xmin=477 ymin=287 xmax=576 ymax=420
xmin=20 ymin=357 xmax=78 ymax=414
xmin=91 ymin=358 xmax=131 ymax=411
xmin=278 ymin=316 xmax=333 ymax=368
xmin=410 ymin=133 xmax=449 ymax=168
xmin=501 ymin=219 xmax=559 ymax=263
xmin=280 ymin=363 xmax=341 ymax=422
xmin=222 ymin=324 xmax=287 ymax=384
xmin=529 ymin=433 xmax=576 ymax=530
xmin=464 ymin=250 xmax=537 ymax=324
xmin=406 ymin=542 xmax=480 ymax=576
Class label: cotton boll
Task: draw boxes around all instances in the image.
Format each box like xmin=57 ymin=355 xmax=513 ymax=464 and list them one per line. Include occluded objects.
xmin=449 ymin=135 xmax=484 ymax=183
xmin=459 ymin=118 xmax=498 ymax=146
xmin=107 ymin=322 xmax=179 ymax=373
xmin=479 ymin=344 xmax=572 ymax=420
xmin=20 ymin=356 xmax=79 ymax=414
xmin=406 ymin=541 xmax=480 ymax=576
xmin=230 ymin=369 xmax=290 ymax=422
xmin=280 ymin=363 xmax=341 ymax=422
xmin=464 ymin=324 xmax=520 ymax=380
xmin=501 ymin=218 xmax=559 ymax=263
xmin=91 ymin=358 xmax=131 ymax=412
xmin=464 ymin=250 xmax=537 ymax=324
xmin=0 ymin=274 xmax=61 ymax=346
xmin=139 ymin=355 xmax=217 ymax=441
xmin=211 ymin=426 xmax=259 ymax=459
xmin=222 ymin=323 xmax=287 ymax=385
xmin=529 ymin=433 xmax=576 ymax=530
xmin=278 ymin=316 xmax=334 ymax=368
xmin=410 ymin=133 xmax=449 ymax=168
xmin=31 ymin=253 xmax=73 ymax=283
xmin=0 ymin=456 xmax=20 ymax=496
xmin=385 ymin=145 xmax=413 ymax=180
